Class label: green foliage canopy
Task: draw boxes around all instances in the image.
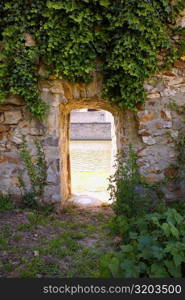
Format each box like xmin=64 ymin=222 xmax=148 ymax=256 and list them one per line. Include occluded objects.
xmin=0 ymin=0 xmax=185 ymax=119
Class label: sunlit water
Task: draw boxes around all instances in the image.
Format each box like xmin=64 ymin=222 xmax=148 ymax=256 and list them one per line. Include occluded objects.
xmin=70 ymin=140 xmax=112 ymax=202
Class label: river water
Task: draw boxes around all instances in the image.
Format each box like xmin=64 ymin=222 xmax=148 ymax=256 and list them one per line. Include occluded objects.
xmin=70 ymin=140 xmax=112 ymax=201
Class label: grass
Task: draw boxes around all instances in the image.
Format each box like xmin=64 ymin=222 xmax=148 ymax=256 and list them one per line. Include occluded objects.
xmin=66 ymin=248 xmax=104 ymax=278
xmin=0 ymin=226 xmax=12 ymax=250
xmin=0 ymin=205 xmax=114 ymax=278
xmin=17 ymin=211 xmax=55 ymax=231
xmin=18 ymin=257 xmax=62 ymax=278
xmin=38 ymin=233 xmax=82 ymax=258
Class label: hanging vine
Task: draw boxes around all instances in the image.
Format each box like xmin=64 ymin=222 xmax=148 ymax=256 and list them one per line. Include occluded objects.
xmin=0 ymin=0 xmax=185 ymax=119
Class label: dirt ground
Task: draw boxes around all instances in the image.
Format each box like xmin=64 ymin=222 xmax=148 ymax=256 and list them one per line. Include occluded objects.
xmin=0 ymin=204 xmax=115 ymax=278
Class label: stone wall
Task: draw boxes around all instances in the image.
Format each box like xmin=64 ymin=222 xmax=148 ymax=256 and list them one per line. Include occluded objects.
xmin=1 ymin=8 xmax=185 ymax=207
xmin=1 ymin=53 xmax=185 ymax=206
xmin=70 ymin=123 xmax=111 ymax=140
xmin=0 ymin=94 xmax=61 ymax=204
xmin=1 ymin=68 xmax=185 ymax=206
xmin=136 ymin=67 xmax=185 ymax=200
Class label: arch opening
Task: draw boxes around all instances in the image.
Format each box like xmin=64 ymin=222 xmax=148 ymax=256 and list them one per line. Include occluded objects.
xmin=59 ymin=99 xmax=122 ymax=206
xmin=69 ymin=108 xmax=116 ymax=205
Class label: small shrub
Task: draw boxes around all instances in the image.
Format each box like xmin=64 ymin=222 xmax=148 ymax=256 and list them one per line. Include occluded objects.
xmin=108 ymin=146 xmax=154 ymax=219
xmin=102 ymin=145 xmax=185 ymax=278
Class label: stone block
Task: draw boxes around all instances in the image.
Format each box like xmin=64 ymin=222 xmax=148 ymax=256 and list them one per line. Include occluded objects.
xmin=0 ymin=125 xmax=8 ymax=133
xmin=161 ymin=110 xmax=172 ymax=121
xmin=170 ymin=93 xmax=185 ymax=106
xmin=0 ymin=113 xmax=4 ymax=123
xmin=164 ymin=167 xmax=178 ymax=178
xmin=155 ymin=122 xmax=163 ymax=129
xmin=137 ymin=148 xmax=147 ymax=157
xmin=147 ymin=92 xmax=160 ymax=99
xmin=142 ymin=136 xmax=156 ymax=145
xmin=4 ymin=111 xmax=22 ymax=124
xmin=0 ymin=154 xmax=20 ymax=164
xmin=144 ymin=175 xmax=161 ymax=183
xmin=30 ymin=127 xmax=44 ymax=136
xmin=162 ymin=121 xmax=172 ymax=129
xmin=43 ymin=137 xmax=59 ymax=147
xmin=168 ymin=77 xmax=185 ymax=86
xmin=43 ymin=185 xmax=61 ymax=203
xmin=138 ymin=130 xmax=150 ymax=136
xmin=5 ymin=95 xmax=25 ymax=106
xmin=138 ymin=111 xmax=156 ymax=122
xmin=50 ymin=80 xmax=65 ymax=94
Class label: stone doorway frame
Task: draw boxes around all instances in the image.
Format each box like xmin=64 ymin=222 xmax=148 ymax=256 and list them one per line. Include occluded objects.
xmin=59 ymin=99 xmax=140 ymax=204
xmin=41 ymin=79 xmax=140 ymax=206
xmin=59 ymin=99 xmax=120 ymax=202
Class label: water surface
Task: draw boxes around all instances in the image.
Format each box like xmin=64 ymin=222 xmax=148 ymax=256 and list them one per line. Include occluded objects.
xmin=70 ymin=140 xmax=112 ymax=201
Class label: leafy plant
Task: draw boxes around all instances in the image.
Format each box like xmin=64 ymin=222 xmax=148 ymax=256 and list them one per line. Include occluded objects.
xmin=101 ymin=145 xmax=185 ymax=278
xmin=101 ymin=208 xmax=185 ymax=277
xmin=0 ymin=1 xmax=185 ymax=118
xmin=108 ymin=146 xmax=153 ymax=219
xmin=18 ymin=138 xmax=47 ymax=208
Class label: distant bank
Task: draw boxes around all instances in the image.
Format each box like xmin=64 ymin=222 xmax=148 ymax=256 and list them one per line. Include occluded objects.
xmin=70 ymin=123 xmax=112 ymax=140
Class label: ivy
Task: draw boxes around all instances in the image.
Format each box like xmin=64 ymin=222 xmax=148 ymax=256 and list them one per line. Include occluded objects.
xmin=0 ymin=0 xmax=185 ymax=118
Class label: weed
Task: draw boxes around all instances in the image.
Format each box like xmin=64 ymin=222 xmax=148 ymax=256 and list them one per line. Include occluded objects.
xmin=18 ymin=138 xmax=47 ymax=209
xmin=67 ymin=248 xmax=103 ymax=278
xmin=0 ymin=226 xmax=12 ymax=250
xmin=108 ymin=146 xmax=157 ymax=219
xmin=0 ymin=194 xmax=15 ymax=211
xmin=18 ymin=257 xmax=61 ymax=278
xmin=2 ymin=263 xmax=14 ymax=272
xmin=13 ymin=234 xmax=22 ymax=242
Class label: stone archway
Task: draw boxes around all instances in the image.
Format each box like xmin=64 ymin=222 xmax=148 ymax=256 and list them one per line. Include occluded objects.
xmin=40 ymin=77 xmax=141 ymax=206
xmin=59 ymin=99 xmax=120 ymax=202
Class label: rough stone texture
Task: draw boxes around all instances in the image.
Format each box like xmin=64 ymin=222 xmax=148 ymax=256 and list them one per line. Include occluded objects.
xmin=1 ymin=23 xmax=185 ymax=205
xmin=4 ymin=111 xmax=22 ymax=124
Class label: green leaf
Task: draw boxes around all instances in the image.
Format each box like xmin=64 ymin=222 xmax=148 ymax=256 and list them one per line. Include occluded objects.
xmin=99 ymin=0 xmax=110 ymax=8
xmin=161 ymin=223 xmax=171 ymax=237
xmin=109 ymin=257 xmax=120 ymax=277
xmin=169 ymin=222 xmax=179 ymax=239
xmin=120 ymin=259 xmax=140 ymax=278
xmin=164 ymin=260 xmax=182 ymax=277
xmin=129 ymin=232 xmax=138 ymax=239
xmin=150 ymin=263 xmax=169 ymax=278
xmin=150 ymin=246 xmax=164 ymax=260
xmin=120 ymin=244 xmax=134 ymax=253
xmin=173 ymin=253 xmax=185 ymax=267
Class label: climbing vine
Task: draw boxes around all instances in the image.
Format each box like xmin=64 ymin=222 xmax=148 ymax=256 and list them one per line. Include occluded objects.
xmin=0 ymin=0 xmax=185 ymax=119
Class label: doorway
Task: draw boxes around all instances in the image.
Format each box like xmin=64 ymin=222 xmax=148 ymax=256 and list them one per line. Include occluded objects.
xmin=69 ymin=109 xmax=115 ymax=204
xmin=59 ymin=97 xmax=127 ymax=206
